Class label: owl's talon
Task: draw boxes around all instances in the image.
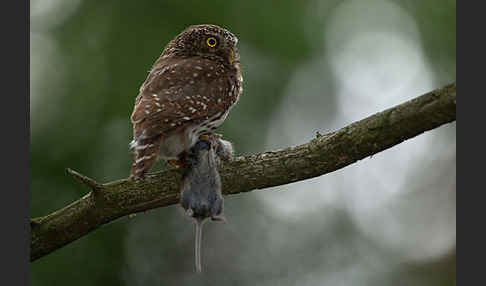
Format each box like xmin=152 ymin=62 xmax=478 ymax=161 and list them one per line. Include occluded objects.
xmin=200 ymin=134 xmax=210 ymax=141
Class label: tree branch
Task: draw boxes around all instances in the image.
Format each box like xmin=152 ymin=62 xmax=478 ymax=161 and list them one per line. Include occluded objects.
xmin=66 ymin=168 xmax=102 ymax=193
xmin=30 ymin=83 xmax=456 ymax=262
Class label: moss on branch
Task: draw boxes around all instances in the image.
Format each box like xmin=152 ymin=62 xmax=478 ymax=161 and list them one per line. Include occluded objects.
xmin=30 ymin=83 xmax=456 ymax=262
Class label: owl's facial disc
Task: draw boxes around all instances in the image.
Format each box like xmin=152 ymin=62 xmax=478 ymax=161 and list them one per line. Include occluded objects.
xmin=167 ymin=24 xmax=239 ymax=66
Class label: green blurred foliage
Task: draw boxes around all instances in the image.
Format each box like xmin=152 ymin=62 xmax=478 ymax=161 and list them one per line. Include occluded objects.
xmin=30 ymin=0 xmax=455 ymax=285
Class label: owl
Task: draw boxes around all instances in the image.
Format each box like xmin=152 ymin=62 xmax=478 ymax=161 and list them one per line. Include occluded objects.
xmin=129 ymin=24 xmax=243 ymax=179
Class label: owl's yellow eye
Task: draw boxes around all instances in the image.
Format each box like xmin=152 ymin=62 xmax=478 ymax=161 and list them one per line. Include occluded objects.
xmin=206 ymin=37 xmax=217 ymax=47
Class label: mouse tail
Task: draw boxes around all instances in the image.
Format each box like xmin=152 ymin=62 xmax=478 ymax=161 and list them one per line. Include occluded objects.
xmin=195 ymin=218 xmax=205 ymax=273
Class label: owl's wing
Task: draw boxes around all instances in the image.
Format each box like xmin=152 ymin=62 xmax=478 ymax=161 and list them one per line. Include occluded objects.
xmin=130 ymin=57 xmax=235 ymax=142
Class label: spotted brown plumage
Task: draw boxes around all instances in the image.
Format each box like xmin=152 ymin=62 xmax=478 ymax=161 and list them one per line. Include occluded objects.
xmin=129 ymin=24 xmax=243 ymax=179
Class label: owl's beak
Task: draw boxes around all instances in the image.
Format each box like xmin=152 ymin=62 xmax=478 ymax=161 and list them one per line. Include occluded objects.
xmin=228 ymin=49 xmax=235 ymax=65
xmin=228 ymin=48 xmax=239 ymax=65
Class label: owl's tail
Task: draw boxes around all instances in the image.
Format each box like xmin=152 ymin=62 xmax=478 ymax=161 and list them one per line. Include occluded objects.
xmin=129 ymin=135 xmax=162 ymax=179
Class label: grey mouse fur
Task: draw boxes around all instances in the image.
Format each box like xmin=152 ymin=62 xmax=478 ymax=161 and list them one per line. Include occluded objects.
xmin=180 ymin=135 xmax=233 ymax=272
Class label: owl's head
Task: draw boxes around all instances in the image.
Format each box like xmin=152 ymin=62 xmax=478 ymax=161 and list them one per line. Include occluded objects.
xmin=162 ymin=24 xmax=240 ymax=66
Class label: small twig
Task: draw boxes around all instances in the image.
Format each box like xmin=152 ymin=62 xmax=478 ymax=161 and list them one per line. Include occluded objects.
xmin=66 ymin=168 xmax=102 ymax=192
xmin=30 ymin=218 xmax=42 ymax=227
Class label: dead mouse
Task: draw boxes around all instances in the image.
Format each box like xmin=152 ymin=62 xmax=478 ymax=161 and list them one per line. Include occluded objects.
xmin=179 ymin=135 xmax=233 ymax=272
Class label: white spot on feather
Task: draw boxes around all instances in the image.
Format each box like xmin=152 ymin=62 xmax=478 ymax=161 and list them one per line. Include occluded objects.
xmin=135 ymin=155 xmax=155 ymax=164
xmin=135 ymin=144 xmax=154 ymax=150
xmin=129 ymin=140 xmax=137 ymax=149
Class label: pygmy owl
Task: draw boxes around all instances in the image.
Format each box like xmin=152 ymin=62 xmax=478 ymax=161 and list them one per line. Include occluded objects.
xmin=129 ymin=24 xmax=243 ymax=179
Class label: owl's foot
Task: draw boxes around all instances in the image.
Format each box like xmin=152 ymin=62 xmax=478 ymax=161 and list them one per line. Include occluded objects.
xmin=199 ymin=133 xmax=222 ymax=141
xmin=215 ymin=139 xmax=233 ymax=161
xmin=167 ymin=159 xmax=184 ymax=167
xmin=129 ymin=172 xmax=145 ymax=181
xmin=198 ymin=134 xmax=233 ymax=161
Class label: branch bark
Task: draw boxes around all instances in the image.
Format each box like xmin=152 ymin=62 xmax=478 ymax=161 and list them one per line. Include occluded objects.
xmin=30 ymin=83 xmax=456 ymax=262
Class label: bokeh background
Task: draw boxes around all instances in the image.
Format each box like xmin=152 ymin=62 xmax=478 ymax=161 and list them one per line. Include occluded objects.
xmin=30 ymin=0 xmax=456 ymax=285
